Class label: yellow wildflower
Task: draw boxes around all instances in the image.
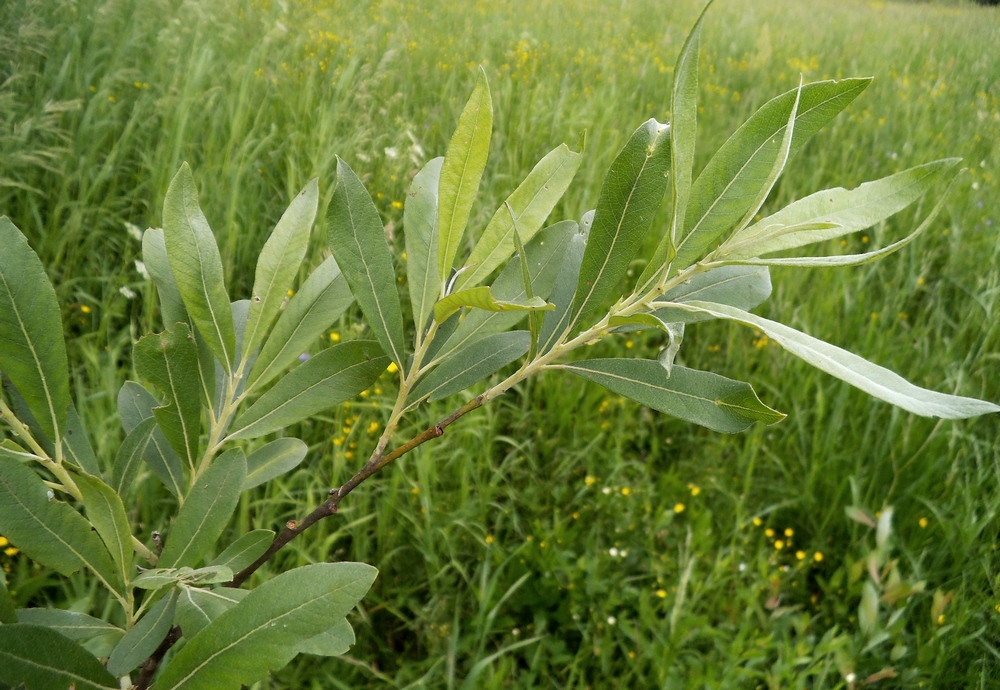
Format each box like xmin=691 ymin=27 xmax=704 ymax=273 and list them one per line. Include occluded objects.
xmin=674 ymin=503 xmax=685 ymax=514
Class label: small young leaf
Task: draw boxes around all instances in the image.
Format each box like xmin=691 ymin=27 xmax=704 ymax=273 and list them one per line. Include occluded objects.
xmin=117 ymin=382 xmax=185 ymax=497
xmin=134 ymin=323 xmax=203 ymax=470
xmin=559 ymin=359 xmax=784 ymax=433
xmin=162 ymin=163 xmax=237 ymax=374
xmin=106 ymin=589 xmax=179 ymax=677
xmin=405 ymin=157 xmax=445 ymax=338
xmin=297 ymin=618 xmax=355 ymax=657
xmin=0 ymin=217 xmax=70 ymax=444
xmin=457 ymin=142 xmax=583 ymax=290
xmin=14 ymin=609 xmax=123 ymax=641
xmin=438 ymin=66 xmax=492 ymax=284
xmin=158 ymin=449 xmax=247 ymax=569
xmin=327 ymin=157 xmax=406 ymax=368
xmin=570 ymin=119 xmax=671 ymax=329
xmin=0 ymin=624 xmax=119 ymax=690
xmin=242 ymin=179 xmax=318 ymax=363
xmin=672 ymin=301 xmax=1000 ymax=419
xmin=411 ymin=331 xmax=530 ymax=403
xmin=0 ymin=456 xmax=122 ymax=593
xmin=74 ymin=473 xmax=134 ymax=583
xmin=111 ymin=417 xmax=158 ymax=497
xmin=63 ymin=404 xmax=101 ymax=476
xmin=142 ymin=227 xmax=188 ymax=328
xmin=247 ymin=256 xmax=354 ymax=392
xmin=433 ymin=287 xmax=551 ymax=323
xmin=210 ymin=530 xmax=274 ymax=573
xmin=175 ymin=586 xmax=249 ymax=637
xmin=153 ymin=562 xmax=377 ymax=690
xmin=242 ymin=439 xmax=308 ymax=490
xmin=230 ymin=341 xmax=388 ymax=440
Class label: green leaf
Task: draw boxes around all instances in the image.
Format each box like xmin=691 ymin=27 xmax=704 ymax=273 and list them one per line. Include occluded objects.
xmin=560 ymin=359 xmax=784 ymax=433
xmin=0 ymin=439 xmax=35 ymax=462
xmin=242 ymin=179 xmax=318 ymax=363
xmin=152 ymin=562 xmax=377 ymax=690
xmin=433 ymin=287 xmax=551 ymax=324
xmin=405 ymin=156 xmax=444 ymax=337
xmin=672 ymin=78 xmax=872 ymax=273
xmin=651 ymin=265 xmax=772 ymax=324
xmin=297 ymin=618 xmax=355 ymax=657
xmin=142 ymin=227 xmax=188 ymax=328
xmin=117 ymin=382 xmax=185 ymax=497
xmin=158 ymin=449 xmax=246 ymax=569
xmin=411 ymin=331 xmax=529 ymax=403
xmin=229 ymin=341 xmax=388 ymax=440
xmin=134 ymin=323 xmax=203 ymax=470
xmin=717 ymin=159 xmax=961 ymax=261
xmin=74 ymin=473 xmax=133 ymax=583
xmin=210 ymin=530 xmax=274 ymax=573
xmin=107 ymin=589 xmax=179 ymax=677
xmin=246 ymin=256 xmax=354 ymax=392
xmin=0 ymin=216 xmax=70 ymax=443
xmin=570 ymin=119 xmax=671 ymax=329
xmin=539 ymin=214 xmax=590 ymax=353
xmin=175 ymin=586 xmax=249 ymax=638
xmin=607 ymin=316 xmax=685 ymax=376
xmin=0 ymin=624 xmax=119 ymax=690
xmin=14 ymin=609 xmax=122 ymax=641
xmin=438 ymin=66 xmax=493 ymax=283
xmin=242 ymin=439 xmax=308 ymax=490
xmin=213 ymin=301 xmax=250 ymax=411
xmin=163 ymin=163 xmax=237 ymax=374
xmin=435 ymin=220 xmax=576 ymax=361
xmin=111 ymin=417 xmax=158 ymax=498
xmin=0 ymin=456 xmax=122 ymax=593
xmin=193 ymin=326 xmax=217 ymax=411
xmin=457 ymin=143 xmax=583 ymax=290
xmin=327 ymin=157 xmax=406 ymax=368
xmin=0 ymin=575 xmax=15 ymax=624
xmin=63 ymin=404 xmax=101 ymax=476
xmin=672 ymin=301 xmax=1000 ymax=419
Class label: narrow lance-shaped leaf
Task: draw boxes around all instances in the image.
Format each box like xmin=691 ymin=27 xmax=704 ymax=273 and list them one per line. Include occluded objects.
xmin=74 ymin=473 xmax=134 ymax=583
xmin=0 ymin=217 xmax=70 ymax=443
xmin=163 ymin=163 xmax=237 ymax=373
xmin=405 ymin=157 xmax=444 ymax=337
xmin=242 ymin=438 xmax=308 ymax=490
xmin=671 ymin=300 xmax=1000 ymax=419
xmin=14 ymin=609 xmax=123 ymax=641
xmin=0 ymin=456 xmax=122 ymax=594
xmin=606 ymin=314 xmax=685 ymax=376
xmin=433 ymin=287 xmax=551 ymax=324
xmin=457 ymin=142 xmax=583 ymax=290
xmin=0 ymin=624 xmax=119 ymax=690
xmin=558 ymin=359 xmax=784 ymax=433
xmin=134 ymin=323 xmax=203 ymax=470
xmin=158 ymin=449 xmax=246 ymax=569
xmin=175 ymin=586 xmax=249 ymax=638
xmin=570 ymin=119 xmax=671 ymax=330
xmin=247 ymin=256 xmax=354 ymax=392
xmin=106 ymin=589 xmax=179 ymax=677
xmin=242 ymin=179 xmax=318 ymax=363
xmin=650 ymin=265 xmax=772 ymax=325
xmin=63 ymin=404 xmax=100 ymax=476
xmin=117 ymin=381 xmax=185 ymax=497
xmin=328 ymin=157 xmax=406 ymax=368
xmin=229 ymin=341 xmax=388 ymax=440
xmin=539 ymin=212 xmax=590 ymax=353
xmin=210 ymin=530 xmax=275 ymax=573
xmin=717 ymin=159 xmax=961 ymax=261
xmin=111 ymin=417 xmax=157 ymax=498
xmin=213 ymin=300 xmax=250 ymax=416
xmin=411 ymin=331 xmax=530 ymax=403
xmin=438 ymin=66 xmax=493 ymax=284
xmin=672 ymin=78 xmax=872 ymax=274
xmin=509 ymin=205 xmax=541 ymax=359
xmin=152 ymin=562 xmax=377 ymax=690
xmin=142 ymin=227 xmax=188 ymax=328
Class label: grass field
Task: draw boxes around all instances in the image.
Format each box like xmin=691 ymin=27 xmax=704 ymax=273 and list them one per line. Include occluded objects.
xmin=2 ymin=0 xmax=999 ymax=686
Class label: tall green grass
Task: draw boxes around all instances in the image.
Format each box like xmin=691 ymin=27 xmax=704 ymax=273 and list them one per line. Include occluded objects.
xmin=2 ymin=0 xmax=999 ymax=686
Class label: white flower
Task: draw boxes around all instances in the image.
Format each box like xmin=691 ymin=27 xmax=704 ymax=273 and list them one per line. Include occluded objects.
xmin=119 ymin=286 xmax=137 ymax=299
xmin=384 ymin=146 xmax=399 ymax=160
xmin=607 ymin=616 xmax=616 ymax=626
xmin=738 ymin=562 xmax=747 ymax=572
xmin=602 ymin=487 xmax=612 ymax=495
xmin=609 ymin=547 xmax=619 ymax=558
xmin=619 ymin=550 xmax=628 ymax=558
xmin=845 ymin=672 xmax=856 ymax=683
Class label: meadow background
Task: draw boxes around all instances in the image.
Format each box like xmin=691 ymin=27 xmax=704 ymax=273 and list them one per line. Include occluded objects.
xmin=1 ymin=0 xmax=999 ymax=686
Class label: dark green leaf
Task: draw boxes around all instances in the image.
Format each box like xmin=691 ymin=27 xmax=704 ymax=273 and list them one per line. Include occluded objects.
xmin=0 ymin=624 xmax=118 ymax=690
xmin=153 ymin=562 xmax=376 ymax=690
xmin=242 ymin=439 xmax=308 ymax=490
xmin=163 ymin=163 xmax=237 ymax=374
xmin=74 ymin=473 xmax=133 ymax=583
xmin=158 ymin=449 xmax=246 ymax=568
xmin=210 ymin=530 xmax=274 ymax=573
xmin=111 ymin=417 xmax=157 ymax=498
xmin=142 ymin=227 xmax=188 ymax=328
xmin=107 ymin=589 xmax=178 ymax=677
xmin=63 ymin=405 xmax=100 ymax=476
xmin=0 ymin=575 xmax=15 ymax=624
xmin=438 ymin=67 xmax=492 ymax=283
xmin=174 ymin=586 xmax=249 ymax=638
xmin=247 ymin=256 xmax=355 ymax=392
xmin=134 ymin=323 xmax=203 ymax=470
xmin=0 ymin=217 xmax=70 ymax=443
xmin=117 ymin=382 xmax=185 ymax=497
xmin=561 ymin=359 xmax=784 ymax=433
xmin=229 ymin=341 xmax=388 ymax=440
xmin=570 ymin=119 xmax=671 ymax=328
xmin=405 ymin=157 xmax=444 ymax=337
xmin=412 ymin=331 xmax=529 ymax=402
xmin=539 ymin=214 xmax=589 ymax=353
xmin=14 ymin=609 xmax=123 ymax=641
xmin=0 ymin=457 xmax=121 ymax=592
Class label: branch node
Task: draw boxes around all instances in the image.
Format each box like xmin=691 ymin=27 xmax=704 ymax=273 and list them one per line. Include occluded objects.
xmin=433 ymin=424 xmax=444 ymax=437
xmin=285 ymin=519 xmax=298 ymax=530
